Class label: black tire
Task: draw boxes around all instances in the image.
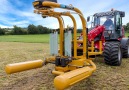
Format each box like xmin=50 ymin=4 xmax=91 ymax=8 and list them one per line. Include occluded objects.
xmin=103 ymin=42 xmax=122 ymax=66
xmin=121 ymin=39 xmax=129 ymax=58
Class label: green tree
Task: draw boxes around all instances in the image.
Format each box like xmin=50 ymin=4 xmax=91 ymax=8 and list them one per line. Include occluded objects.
xmin=11 ymin=25 xmax=27 ymax=35
xmin=126 ymin=23 xmax=129 ymax=32
xmin=77 ymin=29 xmax=82 ymax=33
xmin=28 ymin=24 xmax=38 ymax=34
xmin=0 ymin=27 xmax=5 ymax=35
xmin=42 ymin=27 xmax=51 ymax=34
xmin=37 ymin=25 xmax=45 ymax=34
xmin=123 ymin=23 xmax=129 ymax=33
xmin=37 ymin=25 xmax=51 ymax=34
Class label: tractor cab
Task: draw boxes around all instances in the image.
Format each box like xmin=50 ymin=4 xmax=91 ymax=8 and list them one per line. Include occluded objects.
xmin=87 ymin=10 xmax=125 ymax=40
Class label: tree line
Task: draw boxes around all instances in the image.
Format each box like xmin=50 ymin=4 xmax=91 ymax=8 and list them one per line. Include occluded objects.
xmin=123 ymin=23 xmax=129 ymax=33
xmin=0 ymin=25 xmax=83 ymax=35
xmin=0 ymin=24 xmax=51 ymax=35
xmin=1 ymin=23 xmax=129 ymax=35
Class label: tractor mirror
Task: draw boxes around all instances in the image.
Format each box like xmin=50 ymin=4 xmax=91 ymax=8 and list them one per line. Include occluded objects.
xmin=120 ymin=12 xmax=125 ymax=17
xmin=87 ymin=16 xmax=90 ymax=22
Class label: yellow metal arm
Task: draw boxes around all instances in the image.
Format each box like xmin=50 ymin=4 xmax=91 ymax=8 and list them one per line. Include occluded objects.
xmin=5 ymin=60 xmax=44 ymax=74
xmin=54 ymin=60 xmax=96 ymax=90
xmin=45 ymin=11 xmax=78 ymax=58
xmin=57 ymin=16 xmax=64 ymax=56
xmin=41 ymin=1 xmax=87 ymax=58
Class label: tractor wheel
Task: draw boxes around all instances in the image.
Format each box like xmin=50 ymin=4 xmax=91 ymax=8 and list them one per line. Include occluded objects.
xmin=103 ymin=42 xmax=122 ymax=66
xmin=121 ymin=39 xmax=129 ymax=58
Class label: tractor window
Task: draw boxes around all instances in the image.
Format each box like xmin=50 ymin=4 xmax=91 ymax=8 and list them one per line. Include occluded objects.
xmin=87 ymin=16 xmax=95 ymax=29
xmin=116 ymin=12 xmax=122 ymax=37
xmin=116 ymin=12 xmax=121 ymax=28
xmin=94 ymin=17 xmax=100 ymax=26
xmin=98 ymin=16 xmax=114 ymax=30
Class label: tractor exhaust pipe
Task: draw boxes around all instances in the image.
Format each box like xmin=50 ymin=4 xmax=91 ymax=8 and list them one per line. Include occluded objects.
xmin=54 ymin=60 xmax=96 ymax=90
xmin=5 ymin=60 xmax=44 ymax=74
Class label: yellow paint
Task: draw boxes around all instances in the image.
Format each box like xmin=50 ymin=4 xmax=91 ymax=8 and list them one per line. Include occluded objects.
xmin=57 ymin=16 xmax=64 ymax=56
xmin=41 ymin=1 xmax=87 ymax=58
xmin=33 ymin=2 xmax=39 ymax=6
xmin=54 ymin=60 xmax=96 ymax=90
xmin=5 ymin=60 xmax=43 ymax=74
xmin=52 ymin=70 xmax=64 ymax=75
xmin=91 ymin=40 xmax=94 ymax=52
xmin=99 ymin=41 xmax=102 ymax=52
xmin=88 ymin=52 xmax=102 ymax=55
xmin=70 ymin=59 xmax=85 ymax=66
xmin=55 ymin=66 xmax=69 ymax=72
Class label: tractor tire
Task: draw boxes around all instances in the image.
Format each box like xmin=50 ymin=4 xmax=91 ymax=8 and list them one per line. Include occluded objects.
xmin=103 ymin=42 xmax=122 ymax=66
xmin=121 ymin=38 xmax=129 ymax=58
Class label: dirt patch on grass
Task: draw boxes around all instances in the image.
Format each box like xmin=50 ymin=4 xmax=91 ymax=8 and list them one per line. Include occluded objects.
xmin=0 ymin=42 xmax=129 ymax=90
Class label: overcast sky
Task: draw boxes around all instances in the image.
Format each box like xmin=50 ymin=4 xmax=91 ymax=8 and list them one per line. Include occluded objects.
xmin=0 ymin=0 xmax=128 ymax=28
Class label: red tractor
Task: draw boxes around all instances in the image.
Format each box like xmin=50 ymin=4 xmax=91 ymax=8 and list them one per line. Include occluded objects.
xmin=79 ymin=9 xmax=129 ymax=66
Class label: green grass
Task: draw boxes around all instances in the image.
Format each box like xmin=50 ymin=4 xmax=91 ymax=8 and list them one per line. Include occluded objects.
xmin=125 ymin=33 xmax=129 ymax=37
xmin=1 ymin=42 xmax=129 ymax=90
xmin=0 ymin=34 xmax=50 ymax=43
xmin=0 ymin=33 xmax=129 ymax=43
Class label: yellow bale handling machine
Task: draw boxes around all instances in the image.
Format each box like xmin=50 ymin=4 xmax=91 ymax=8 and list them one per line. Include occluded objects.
xmin=5 ymin=0 xmax=104 ymax=90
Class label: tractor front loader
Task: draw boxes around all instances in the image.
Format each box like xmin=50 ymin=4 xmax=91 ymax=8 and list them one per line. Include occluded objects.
xmin=5 ymin=0 xmax=103 ymax=90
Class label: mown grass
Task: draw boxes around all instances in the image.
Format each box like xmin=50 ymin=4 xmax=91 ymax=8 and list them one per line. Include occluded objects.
xmin=0 ymin=34 xmax=50 ymax=43
xmin=0 ymin=33 xmax=129 ymax=43
xmin=0 ymin=42 xmax=54 ymax=90
xmin=0 ymin=42 xmax=129 ymax=90
xmin=125 ymin=33 xmax=129 ymax=37
xmin=0 ymin=33 xmax=129 ymax=90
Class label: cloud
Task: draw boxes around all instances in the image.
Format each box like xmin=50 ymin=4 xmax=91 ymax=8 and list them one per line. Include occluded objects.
xmin=0 ymin=24 xmax=13 ymax=28
xmin=0 ymin=0 xmax=13 ymax=14
xmin=0 ymin=0 xmax=59 ymax=28
xmin=0 ymin=0 xmax=128 ymax=28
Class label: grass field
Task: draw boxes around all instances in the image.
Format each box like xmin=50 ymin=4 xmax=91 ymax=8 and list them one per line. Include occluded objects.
xmin=125 ymin=33 xmax=129 ymax=37
xmin=0 ymin=42 xmax=129 ymax=90
xmin=0 ymin=34 xmax=129 ymax=90
xmin=0 ymin=33 xmax=129 ymax=43
xmin=0 ymin=34 xmax=50 ymax=43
